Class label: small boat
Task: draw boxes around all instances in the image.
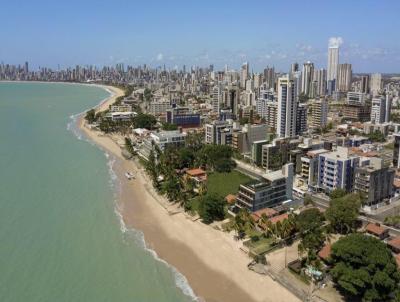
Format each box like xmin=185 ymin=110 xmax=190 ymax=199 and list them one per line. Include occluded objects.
xmin=125 ymin=172 xmax=135 ymax=180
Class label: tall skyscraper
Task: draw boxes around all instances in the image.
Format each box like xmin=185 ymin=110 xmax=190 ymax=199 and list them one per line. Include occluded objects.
xmin=277 ymin=75 xmax=297 ymax=138
xmin=360 ymin=75 xmax=370 ymax=94
xmin=327 ymin=42 xmax=340 ymax=92
xmin=371 ymin=96 xmax=386 ymax=124
xmin=314 ymin=68 xmax=327 ymax=96
xmin=301 ymin=61 xmax=314 ymax=97
xmin=240 ymin=62 xmax=249 ymax=88
xmin=211 ymin=84 xmax=222 ymax=114
xmin=370 ymin=73 xmax=382 ymax=96
xmin=290 ymin=62 xmax=299 ymax=75
xmin=263 ymin=67 xmax=275 ymax=90
xmin=337 ymin=63 xmax=352 ymax=92
xmin=311 ymin=98 xmax=328 ymax=129
xmin=385 ymin=93 xmax=392 ymax=123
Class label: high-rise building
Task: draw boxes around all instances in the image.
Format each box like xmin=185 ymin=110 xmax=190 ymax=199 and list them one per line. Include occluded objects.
xmin=337 ymin=63 xmax=352 ymax=92
xmin=240 ymin=62 xmax=249 ymax=88
xmin=211 ymin=84 xmax=222 ymax=114
xmin=314 ymin=68 xmax=327 ymax=96
xmin=371 ymin=96 xmax=386 ymax=124
xmin=370 ymin=73 xmax=382 ymax=96
xmin=277 ymin=75 xmax=297 ymax=138
xmin=311 ymin=98 xmax=328 ymax=129
xmin=301 ymin=61 xmax=314 ymax=97
xmin=393 ymin=133 xmax=400 ymax=168
xmin=327 ymin=44 xmax=339 ymax=91
xmin=224 ymin=86 xmax=239 ymax=117
xmin=204 ymin=120 xmax=233 ymax=145
xmin=360 ymin=75 xmax=370 ymax=94
xmin=354 ymin=158 xmax=394 ymax=207
xmin=253 ymin=73 xmax=262 ymax=89
xmin=318 ymin=147 xmax=360 ymax=193
xmin=263 ymin=67 xmax=275 ymax=90
xmin=236 ymin=163 xmax=293 ymax=212
xmin=296 ymin=103 xmax=308 ymax=135
xmin=385 ymin=94 xmax=392 ymax=123
xmin=256 ymin=92 xmax=277 ymax=131
xmin=290 ymin=63 xmax=299 ymax=75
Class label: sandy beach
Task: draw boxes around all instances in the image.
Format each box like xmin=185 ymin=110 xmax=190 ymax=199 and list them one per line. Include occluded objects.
xmin=79 ymin=85 xmax=299 ymax=302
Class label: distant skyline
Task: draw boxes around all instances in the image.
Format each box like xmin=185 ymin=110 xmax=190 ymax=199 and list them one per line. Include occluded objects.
xmin=1 ymin=0 xmax=400 ymax=73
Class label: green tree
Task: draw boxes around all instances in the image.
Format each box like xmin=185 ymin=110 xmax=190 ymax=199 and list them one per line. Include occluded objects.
xmin=196 ymin=144 xmax=235 ymax=172
xmin=330 ymin=233 xmax=400 ymax=301
xmin=304 ymin=195 xmax=314 ymax=206
xmin=133 ymin=113 xmax=157 ymax=129
xmin=162 ymin=173 xmax=183 ymax=202
xmin=326 ymin=193 xmax=360 ymax=234
xmin=368 ymin=130 xmax=386 ymax=143
xmin=145 ymin=149 xmax=159 ymax=188
xmin=198 ymin=193 xmax=226 ymax=224
xmin=85 ymin=109 xmax=97 ymax=124
xmin=162 ymin=122 xmax=178 ymax=131
xmin=232 ymin=209 xmax=255 ymax=239
xmin=329 ymin=188 xmax=347 ymax=199
xmin=144 ymin=88 xmax=152 ymax=102
xmin=296 ymin=208 xmax=326 ymax=262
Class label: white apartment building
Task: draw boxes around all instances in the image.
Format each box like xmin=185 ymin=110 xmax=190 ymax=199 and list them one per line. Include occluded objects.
xmin=277 ymin=76 xmax=297 ymax=138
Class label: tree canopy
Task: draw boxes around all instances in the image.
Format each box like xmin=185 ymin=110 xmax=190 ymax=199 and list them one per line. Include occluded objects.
xmin=329 ymin=188 xmax=347 ymax=200
xmin=196 ymin=144 xmax=236 ymax=172
xmin=133 ymin=113 xmax=157 ymax=129
xmin=326 ymin=193 xmax=360 ymax=234
xmin=296 ymin=208 xmax=326 ymax=261
xmin=368 ymin=130 xmax=386 ymax=143
xmin=198 ymin=193 xmax=226 ymax=224
xmin=331 ymin=233 xmax=400 ymax=301
xmin=85 ymin=109 xmax=97 ymax=124
xmin=162 ymin=122 xmax=178 ymax=131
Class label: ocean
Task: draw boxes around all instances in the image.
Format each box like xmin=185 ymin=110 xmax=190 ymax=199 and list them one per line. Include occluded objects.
xmin=0 ymin=82 xmax=194 ymax=302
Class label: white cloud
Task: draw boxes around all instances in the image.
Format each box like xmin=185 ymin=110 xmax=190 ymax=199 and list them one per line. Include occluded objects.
xmin=328 ymin=37 xmax=344 ymax=48
xmin=156 ymin=53 xmax=163 ymax=61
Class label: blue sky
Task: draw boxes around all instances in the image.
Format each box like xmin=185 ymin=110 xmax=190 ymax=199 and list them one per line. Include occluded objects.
xmin=1 ymin=0 xmax=400 ymax=73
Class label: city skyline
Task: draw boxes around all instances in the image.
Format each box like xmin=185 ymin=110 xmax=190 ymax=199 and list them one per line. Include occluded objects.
xmin=2 ymin=0 xmax=400 ymax=73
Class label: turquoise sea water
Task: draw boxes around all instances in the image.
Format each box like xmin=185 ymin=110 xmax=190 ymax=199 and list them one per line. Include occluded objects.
xmin=0 ymin=82 xmax=193 ymax=302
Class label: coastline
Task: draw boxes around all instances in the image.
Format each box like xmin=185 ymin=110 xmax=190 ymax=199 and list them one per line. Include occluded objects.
xmin=78 ymin=85 xmax=299 ymax=302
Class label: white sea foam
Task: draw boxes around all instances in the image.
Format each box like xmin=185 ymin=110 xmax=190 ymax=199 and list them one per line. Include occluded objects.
xmin=134 ymin=229 xmax=199 ymax=301
xmin=67 ymin=87 xmax=200 ymax=302
xmin=103 ymin=153 xmax=199 ymax=301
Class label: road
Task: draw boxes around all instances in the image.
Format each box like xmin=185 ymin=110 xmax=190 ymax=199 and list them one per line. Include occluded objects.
xmin=310 ymin=194 xmax=400 ymax=237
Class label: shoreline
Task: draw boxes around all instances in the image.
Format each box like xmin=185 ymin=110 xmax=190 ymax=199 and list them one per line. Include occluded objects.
xmin=78 ymin=85 xmax=299 ymax=302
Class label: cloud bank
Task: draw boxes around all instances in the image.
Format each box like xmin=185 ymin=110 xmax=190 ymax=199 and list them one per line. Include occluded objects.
xmin=329 ymin=37 xmax=344 ymax=48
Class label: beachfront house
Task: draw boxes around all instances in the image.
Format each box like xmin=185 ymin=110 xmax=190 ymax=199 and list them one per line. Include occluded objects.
xmin=184 ymin=168 xmax=207 ymax=194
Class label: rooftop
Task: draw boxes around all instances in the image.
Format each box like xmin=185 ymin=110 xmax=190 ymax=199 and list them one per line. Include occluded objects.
xmin=318 ymin=244 xmax=331 ymax=261
xmin=186 ymin=168 xmax=206 ymax=177
xmin=388 ymin=237 xmax=400 ymax=251
xmin=365 ymin=223 xmax=386 ymax=236
xmin=269 ymin=213 xmax=289 ymax=224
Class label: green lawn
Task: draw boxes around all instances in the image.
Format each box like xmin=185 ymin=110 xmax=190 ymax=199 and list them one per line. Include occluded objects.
xmin=207 ymin=170 xmax=252 ymax=198
xmin=244 ymin=236 xmax=276 ymax=256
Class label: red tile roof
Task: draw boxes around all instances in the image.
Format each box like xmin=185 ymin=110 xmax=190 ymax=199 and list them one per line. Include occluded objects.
xmin=269 ymin=213 xmax=289 ymax=224
xmin=254 ymin=208 xmax=278 ymax=219
xmin=186 ymin=168 xmax=206 ymax=177
xmin=318 ymin=244 xmax=332 ymax=260
xmin=388 ymin=237 xmax=400 ymax=251
xmin=366 ymin=223 xmax=386 ymax=236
